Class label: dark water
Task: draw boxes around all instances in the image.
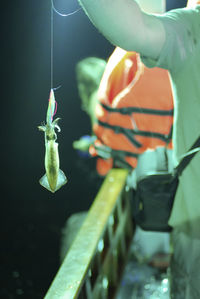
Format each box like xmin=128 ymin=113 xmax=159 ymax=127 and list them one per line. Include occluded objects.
xmin=0 ymin=0 xmax=187 ymax=297
xmin=0 ymin=1 xmax=111 ymax=297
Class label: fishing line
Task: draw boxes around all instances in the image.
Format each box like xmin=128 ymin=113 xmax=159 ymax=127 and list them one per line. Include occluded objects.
xmin=51 ymin=0 xmax=81 ymax=17
xmin=51 ymin=2 xmax=54 ymax=90
xmin=50 ymin=0 xmax=81 ymax=89
xmin=50 ymin=0 xmax=81 ymax=120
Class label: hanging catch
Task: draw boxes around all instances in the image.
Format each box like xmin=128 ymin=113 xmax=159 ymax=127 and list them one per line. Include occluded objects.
xmin=38 ymin=89 xmax=67 ymax=193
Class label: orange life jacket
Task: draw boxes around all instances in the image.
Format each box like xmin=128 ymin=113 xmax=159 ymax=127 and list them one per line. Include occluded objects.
xmin=90 ymin=48 xmax=174 ymax=176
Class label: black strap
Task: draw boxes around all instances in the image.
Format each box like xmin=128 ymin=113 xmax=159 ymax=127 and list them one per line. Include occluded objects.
xmin=98 ymin=120 xmax=142 ymax=147
xmin=98 ymin=120 xmax=172 ymax=146
xmin=101 ymin=102 xmax=174 ymax=116
xmin=175 ymin=136 xmax=200 ymax=177
xmin=94 ymin=144 xmax=138 ymax=170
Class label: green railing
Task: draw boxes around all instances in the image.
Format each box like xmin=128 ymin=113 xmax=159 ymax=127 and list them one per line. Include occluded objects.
xmin=45 ymin=169 xmax=135 ymax=299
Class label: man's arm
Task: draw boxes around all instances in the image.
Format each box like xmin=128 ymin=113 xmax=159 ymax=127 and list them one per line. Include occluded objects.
xmin=78 ymin=0 xmax=166 ymax=60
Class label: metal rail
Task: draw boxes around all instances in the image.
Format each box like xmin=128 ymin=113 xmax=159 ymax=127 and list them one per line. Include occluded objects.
xmin=45 ymin=169 xmax=135 ymax=299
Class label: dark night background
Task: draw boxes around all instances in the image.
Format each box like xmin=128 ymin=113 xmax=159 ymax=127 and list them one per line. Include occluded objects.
xmin=0 ymin=0 xmax=187 ymax=298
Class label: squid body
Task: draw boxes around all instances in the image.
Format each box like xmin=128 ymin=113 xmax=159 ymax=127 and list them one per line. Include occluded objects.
xmin=38 ymin=89 xmax=67 ymax=193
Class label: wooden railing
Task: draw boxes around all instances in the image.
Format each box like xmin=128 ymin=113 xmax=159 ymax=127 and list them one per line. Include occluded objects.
xmin=45 ymin=169 xmax=135 ymax=299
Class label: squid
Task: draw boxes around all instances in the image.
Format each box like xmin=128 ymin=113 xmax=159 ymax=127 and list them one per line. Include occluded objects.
xmin=38 ymin=89 xmax=67 ymax=193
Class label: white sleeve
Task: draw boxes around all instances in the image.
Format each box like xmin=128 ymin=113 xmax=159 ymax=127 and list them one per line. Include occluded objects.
xmin=141 ymin=8 xmax=200 ymax=73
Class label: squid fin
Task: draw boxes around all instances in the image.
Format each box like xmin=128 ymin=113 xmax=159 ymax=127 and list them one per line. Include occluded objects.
xmin=39 ymin=169 xmax=67 ymax=193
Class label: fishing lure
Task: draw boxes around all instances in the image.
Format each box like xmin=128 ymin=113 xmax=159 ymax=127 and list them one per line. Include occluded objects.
xmin=38 ymin=89 xmax=67 ymax=193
